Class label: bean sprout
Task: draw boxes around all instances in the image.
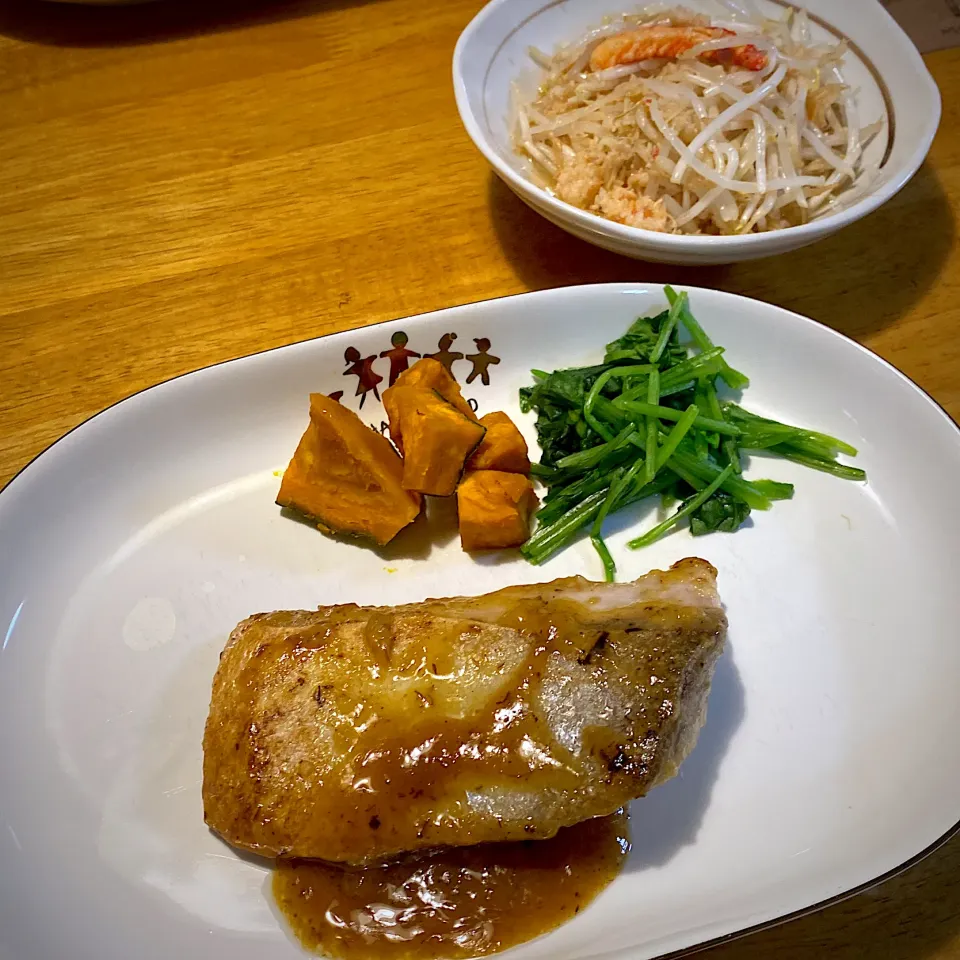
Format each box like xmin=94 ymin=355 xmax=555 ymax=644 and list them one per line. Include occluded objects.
xmin=512 ymin=3 xmax=884 ymax=235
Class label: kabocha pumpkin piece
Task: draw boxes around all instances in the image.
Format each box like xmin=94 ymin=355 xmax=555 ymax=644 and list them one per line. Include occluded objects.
xmin=392 ymin=387 xmax=487 ymax=497
xmin=467 ymin=411 xmax=531 ymax=474
xmin=457 ymin=470 xmax=538 ymax=551
xmin=277 ymin=393 xmax=422 ymax=545
xmin=384 ymin=358 xmax=476 ymax=452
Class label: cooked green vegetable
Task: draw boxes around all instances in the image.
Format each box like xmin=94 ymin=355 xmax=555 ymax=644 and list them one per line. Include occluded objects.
xmin=665 ymin=285 xmax=749 ymax=390
xmin=520 ymin=287 xmax=865 ymax=579
xmin=643 ymin=371 xmax=660 ymax=484
xmin=628 ymin=464 xmax=736 ymax=550
xmin=689 ymin=490 xmax=752 ymax=536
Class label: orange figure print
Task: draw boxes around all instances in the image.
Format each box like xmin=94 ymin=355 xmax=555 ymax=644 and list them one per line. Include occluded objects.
xmin=380 ymin=331 xmax=421 ymax=386
xmin=343 ymin=346 xmax=383 ymax=410
xmin=426 ymin=333 xmax=464 ymax=377
xmin=465 ymin=338 xmax=500 ymax=386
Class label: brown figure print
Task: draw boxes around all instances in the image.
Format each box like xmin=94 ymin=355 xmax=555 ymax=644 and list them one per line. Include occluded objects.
xmin=426 ymin=333 xmax=464 ymax=378
xmin=465 ymin=338 xmax=500 ymax=386
xmin=328 ymin=391 xmax=344 ymax=403
xmin=379 ymin=331 xmax=421 ymax=386
xmin=343 ymin=346 xmax=383 ymax=410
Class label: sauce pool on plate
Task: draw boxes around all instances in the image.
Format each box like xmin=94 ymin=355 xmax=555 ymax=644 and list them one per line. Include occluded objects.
xmin=273 ymin=810 xmax=630 ymax=959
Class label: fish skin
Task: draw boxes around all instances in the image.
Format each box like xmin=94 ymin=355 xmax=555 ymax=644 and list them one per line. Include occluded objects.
xmin=202 ymin=558 xmax=726 ymax=864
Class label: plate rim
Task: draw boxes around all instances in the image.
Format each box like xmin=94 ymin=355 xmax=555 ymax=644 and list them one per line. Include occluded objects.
xmin=652 ymin=812 xmax=960 ymax=958
xmin=4 ymin=282 xmax=956 ymax=501
xmin=3 ymin=282 xmax=960 ymax=959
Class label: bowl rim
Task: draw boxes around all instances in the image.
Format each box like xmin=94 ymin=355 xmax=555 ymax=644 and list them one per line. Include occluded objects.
xmin=452 ymin=0 xmax=942 ymax=249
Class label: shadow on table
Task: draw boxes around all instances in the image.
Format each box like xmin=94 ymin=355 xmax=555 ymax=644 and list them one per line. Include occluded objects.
xmin=486 ymin=173 xmax=726 ymax=294
xmin=726 ymin=163 xmax=956 ymax=342
xmin=488 ymin=162 xmax=954 ymax=342
xmin=624 ymin=647 xmax=745 ymax=873
xmin=0 ymin=0 xmax=374 ymax=47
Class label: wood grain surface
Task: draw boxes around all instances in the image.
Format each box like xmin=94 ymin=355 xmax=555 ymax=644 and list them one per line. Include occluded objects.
xmin=1 ymin=0 xmax=959 ymax=955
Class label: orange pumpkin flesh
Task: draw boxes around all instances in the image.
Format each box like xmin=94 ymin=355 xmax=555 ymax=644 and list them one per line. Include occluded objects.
xmin=277 ymin=393 xmax=422 ymax=545
xmin=457 ymin=470 xmax=538 ymax=551
xmin=383 ymin=358 xmax=477 ymax=453
xmin=467 ymin=411 xmax=531 ymax=474
xmin=389 ymin=386 xmax=486 ymax=497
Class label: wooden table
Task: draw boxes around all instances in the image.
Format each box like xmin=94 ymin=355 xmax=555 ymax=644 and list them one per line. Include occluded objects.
xmin=1 ymin=0 xmax=959 ymax=955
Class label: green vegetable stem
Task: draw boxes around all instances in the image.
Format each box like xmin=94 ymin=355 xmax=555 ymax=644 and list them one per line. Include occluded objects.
xmin=519 ymin=287 xmax=865 ymax=580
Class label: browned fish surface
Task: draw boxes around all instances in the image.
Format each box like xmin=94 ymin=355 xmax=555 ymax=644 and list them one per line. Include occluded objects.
xmin=202 ymin=558 xmax=726 ymax=864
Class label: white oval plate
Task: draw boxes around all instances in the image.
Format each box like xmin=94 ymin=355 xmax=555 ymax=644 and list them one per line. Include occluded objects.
xmin=1 ymin=284 xmax=959 ymax=960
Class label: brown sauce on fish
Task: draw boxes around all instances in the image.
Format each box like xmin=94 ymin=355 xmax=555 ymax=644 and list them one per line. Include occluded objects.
xmin=227 ymin=597 xmax=680 ymax=863
xmin=202 ymin=571 xmax=725 ymax=871
xmin=273 ymin=810 xmax=630 ymax=959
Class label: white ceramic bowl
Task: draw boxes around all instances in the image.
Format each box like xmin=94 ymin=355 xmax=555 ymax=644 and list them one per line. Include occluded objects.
xmin=453 ymin=0 xmax=941 ymax=265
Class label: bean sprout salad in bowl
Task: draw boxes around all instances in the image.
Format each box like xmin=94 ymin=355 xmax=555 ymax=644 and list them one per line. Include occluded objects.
xmin=515 ymin=6 xmax=884 ymax=236
xmin=453 ymin=0 xmax=940 ymax=264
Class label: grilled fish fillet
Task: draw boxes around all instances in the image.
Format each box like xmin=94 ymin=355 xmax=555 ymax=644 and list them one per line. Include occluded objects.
xmin=203 ymin=558 xmax=726 ymax=864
